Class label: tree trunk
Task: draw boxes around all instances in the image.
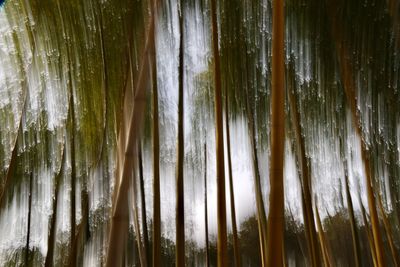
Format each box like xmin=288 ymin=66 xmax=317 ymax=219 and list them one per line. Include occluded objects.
xmin=138 ymin=145 xmax=150 ymax=266
xmin=359 ymin=194 xmax=378 ymax=267
xmin=176 ymin=2 xmax=185 ymax=265
xmin=246 ymin=93 xmax=268 ymax=266
xmin=287 ymin=68 xmax=320 ymax=267
xmin=45 ymin=148 xmax=65 ymax=267
xmin=210 ymin=0 xmax=228 ymax=266
xmin=315 ymin=208 xmax=332 ymax=267
xmin=266 ymin=0 xmax=285 ymax=265
xmin=377 ymin=193 xmax=400 ymax=266
xmin=327 ymin=3 xmax=385 ymax=265
xmin=204 ymin=143 xmax=210 ymax=267
xmin=150 ymin=0 xmax=161 ymax=265
xmin=25 ymin=172 xmax=33 ymax=266
xmin=344 ymin=166 xmax=361 ymax=267
xmin=225 ymin=86 xmax=241 ymax=267
xmin=105 ymin=8 xmax=154 ymax=266
xmin=133 ymin=151 xmax=148 ymax=267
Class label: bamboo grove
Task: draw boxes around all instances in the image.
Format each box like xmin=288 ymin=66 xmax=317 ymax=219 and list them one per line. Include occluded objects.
xmin=0 ymin=0 xmax=399 ymax=266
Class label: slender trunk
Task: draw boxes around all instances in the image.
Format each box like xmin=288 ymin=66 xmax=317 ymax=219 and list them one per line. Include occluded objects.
xmin=266 ymin=0 xmax=285 ymax=265
xmin=344 ymin=166 xmax=361 ymax=267
xmin=225 ymin=87 xmax=241 ymax=267
xmin=25 ymin=172 xmax=33 ymax=266
xmin=246 ymin=93 xmax=268 ymax=266
xmin=204 ymin=143 xmax=210 ymax=267
xmin=105 ymin=5 xmax=155 ymax=265
xmin=210 ymin=0 xmax=228 ymax=265
xmin=377 ymin=193 xmax=400 ymax=266
xmin=150 ymin=0 xmax=161 ymax=265
xmin=327 ymin=4 xmax=385 ymax=265
xmin=45 ymin=148 xmax=65 ymax=267
xmin=176 ymin=2 xmax=185 ymax=265
xmin=138 ymin=145 xmax=150 ymax=266
xmin=69 ymin=83 xmax=77 ymax=267
xmin=315 ymin=208 xmax=332 ymax=267
xmin=359 ymin=193 xmax=378 ymax=267
xmin=133 ymin=153 xmax=148 ymax=267
xmin=287 ymin=68 xmax=320 ymax=267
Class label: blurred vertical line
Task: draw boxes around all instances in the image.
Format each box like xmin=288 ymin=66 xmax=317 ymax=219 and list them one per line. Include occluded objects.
xmin=175 ymin=0 xmax=185 ymax=265
xmin=266 ymin=0 xmax=285 ymax=265
xmin=225 ymin=79 xmax=241 ymax=267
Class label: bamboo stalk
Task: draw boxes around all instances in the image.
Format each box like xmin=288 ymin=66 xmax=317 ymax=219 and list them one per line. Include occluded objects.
xmin=246 ymin=93 xmax=268 ymax=266
xmin=225 ymin=86 xmax=241 ymax=267
xmin=105 ymin=5 xmax=155 ymax=266
xmin=133 ymin=150 xmax=148 ymax=267
xmin=344 ymin=166 xmax=361 ymax=267
xmin=25 ymin=172 xmax=33 ymax=266
xmin=266 ymin=0 xmax=285 ymax=265
xmin=150 ymin=0 xmax=161 ymax=265
xmin=315 ymin=207 xmax=332 ymax=267
xmin=327 ymin=3 xmax=386 ymax=265
xmin=176 ymin=2 xmax=185 ymax=265
xmin=138 ymin=144 xmax=150 ymax=266
xmin=45 ymin=147 xmax=65 ymax=267
xmin=287 ymin=66 xmax=320 ymax=267
xmin=359 ymin=192 xmax=378 ymax=267
xmin=210 ymin=0 xmax=228 ymax=266
xmin=204 ymin=143 xmax=210 ymax=267
xmin=377 ymin=193 xmax=400 ymax=266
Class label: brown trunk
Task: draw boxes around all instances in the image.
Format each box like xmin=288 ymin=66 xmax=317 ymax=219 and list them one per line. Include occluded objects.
xmin=176 ymin=2 xmax=185 ymax=265
xmin=138 ymin=145 xmax=150 ymax=265
xmin=133 ymin=151 xmax=148 ymax=267
xmin=327 ymin=3 xmax=385 ymax=265
xmin=246 ymin=93 xmax=268 ymax=266
xmin=150 ymin=0 xmax=161 ymax=265
xmin=225 ymin=87 xmax=241 ymax=267
xmin=344 ymin=166 xmax=361 ymax=267
xmin=315 ymin=208 xmax=332 ymax=267
xmin=266 ymin=0 xmax=285 ymax=265
xmin=377 ymin=193 xmax=400 ymax=266
xmin=204 ymin=143 xmax=210 ymax=267
xmin=25 ymin=172 xmax=33 ymax=266
xmin=105 ymin=6 xmax=155 ymax=266
xmin=359 ymin=194 xmax=378 ymax=267
xmin=210 ymin=0 xmax=228 ymax=265
xmin=287 ymin=67 xmax=320 ymax=267
xmin=45 ymin=148 xmax=65 ymax=267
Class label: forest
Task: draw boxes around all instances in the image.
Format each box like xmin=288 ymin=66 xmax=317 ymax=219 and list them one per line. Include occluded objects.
xmin=0 ymin=0 xmax=399 ymax=266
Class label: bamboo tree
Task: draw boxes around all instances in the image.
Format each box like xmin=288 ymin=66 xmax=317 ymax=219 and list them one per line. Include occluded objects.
xmin=225 ymin=85 xmax=241 ymax=267
xmin=358 ymin=192 xmax=378 ymax=267
xmin=138 ymin=144 xmax=150 ymax=265
xmin=204 ymin=143 xmax=210 ymax=267
xmin=266 ymin=0 xmax=285 ymax=265
xmin=176 ymin=1 xmax=185 ymax=265
xmin=327 ymin=3 xmax=386 ymax=265
xmin=133 ymin=150 xmax=148 ymax=267
xmin=315 ymin=207 xmax=332 ymax=267
xmin=377 ymin=193 xmax=400 ymax=266
xmin=45 ymin=147 xmax=65 ymax=267
xmin=54 ymin=2 xmax=78 ymax=265
xmin=150 ymin=0 xmax=161 ymax=265
xmin=246 ymin=91 xmax=268 ymax=265
xmin=287 ymin=64 xmax=320 ymax=267
xmin=210 ymin=0 xmax=228 ymax=265
xmin=25 ymin=172 xmax=33 ymax=266
xmin=105 ymin=6 xmax=155 ymax=266
xmin=343 ymin=165 xmax=361 ymax=267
